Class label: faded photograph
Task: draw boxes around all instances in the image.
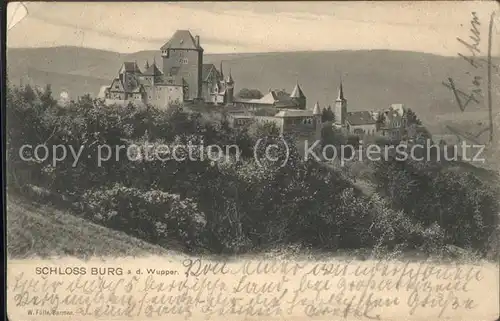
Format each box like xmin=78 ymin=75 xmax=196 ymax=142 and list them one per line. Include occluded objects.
xmin=5 ymin=2 xmax=500 ymax=321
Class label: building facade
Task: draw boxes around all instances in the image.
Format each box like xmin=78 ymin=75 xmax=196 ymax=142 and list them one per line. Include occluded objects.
xmin=233 ymin=83 xmax=307 ymax=112
xmin=331 ymin=80 xmax=420 ymax=140
xmin=160 ymin=30 xmax=203 ymax=101
xmin=99 ymin=61 xmax=184 ymax=109
xmin=99 ymin=30 xmax=234 ymax=108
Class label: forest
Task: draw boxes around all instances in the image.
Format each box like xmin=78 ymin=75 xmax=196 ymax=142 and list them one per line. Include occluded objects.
xmin=6 ymin=84 xmax=499 ymax=258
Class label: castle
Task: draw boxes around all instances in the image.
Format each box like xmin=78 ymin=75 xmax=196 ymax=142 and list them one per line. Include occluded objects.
xmin=98 ymin=29 xmax=418 ymax=142
xmin=99 ymin=30 xmax=234 ymax=108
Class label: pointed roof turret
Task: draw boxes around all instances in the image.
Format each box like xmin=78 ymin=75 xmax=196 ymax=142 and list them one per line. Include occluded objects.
xmin=290 ymin=81 xmax=305 ymax=99
xmin=336 ymin=76 xmax=345 ymax=101
xmin=219 ymin=61 xmax=224 ymax=80
xmin=313 ymin=101 xmax=321 ymax=115
xmin=144 ymin=60 xmax=150 ymax=70
xmin=226 ymin=68 xmax=234 ymax=84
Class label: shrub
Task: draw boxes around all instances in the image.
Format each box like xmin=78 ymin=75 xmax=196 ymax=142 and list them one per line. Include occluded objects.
xmin=81 ymin=184 xmax=206 ymax=249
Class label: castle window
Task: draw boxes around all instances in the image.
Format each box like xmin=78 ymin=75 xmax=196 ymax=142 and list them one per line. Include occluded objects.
xmin=179 ymin=58 xmax=188 ymax=64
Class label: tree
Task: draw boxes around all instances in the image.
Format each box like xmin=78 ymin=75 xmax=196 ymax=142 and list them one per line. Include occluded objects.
xmin=376 ymin=112 xmax=386 ymax=129
xmin=237 ymin=88 xmax=263 ymax=99
xmin=405 ymin=108 xmax=422 ymax=125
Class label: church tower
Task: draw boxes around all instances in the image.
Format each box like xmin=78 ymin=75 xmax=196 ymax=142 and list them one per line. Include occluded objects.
xmin=313 ymin=101 xmax=322 ymax=141
xmin=225 ymin=68 xmax=234 ymax=105
xmin=334 ymin=78 xmax=347 ymax=126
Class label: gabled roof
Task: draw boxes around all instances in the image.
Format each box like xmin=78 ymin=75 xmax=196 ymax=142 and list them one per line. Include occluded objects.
xmin=290 ymin=83 xmax=305 ymax=99
xmin=109 ymin=78 xmax=125 ymax=92
xmin=202 ymin=64 xmax=219 ymax=82
xmin=160 ymin=30 xmax=202 ymax=51
xmin=143 ymin=63 xmax=162 ymax=76
xmin=120 ymin=62 xmax=142 ymax=74
xmin=346 ymin=111 xmax=377 ymax=126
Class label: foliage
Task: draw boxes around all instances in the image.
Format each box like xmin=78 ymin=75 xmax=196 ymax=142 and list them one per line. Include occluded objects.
xmin=321 ymin=106 xmax=335 ymax=122
xmin=237 ymin=88 xmax=264 ymax=99
xmin=405 ymin=108 xmax=422 ymax=126
xmin=7 ymin=83 xmax=499 ymax=257
xmin=372 ymin=156 xmax=499 ymax=252
xmin=81 ymin=184 xmax=206 ymax=249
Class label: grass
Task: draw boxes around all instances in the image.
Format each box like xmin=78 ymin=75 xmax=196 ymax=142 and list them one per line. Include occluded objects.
xmin=6 ymin=194 xmax=174 ymax=259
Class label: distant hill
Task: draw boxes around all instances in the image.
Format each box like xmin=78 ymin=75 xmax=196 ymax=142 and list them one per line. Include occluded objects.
xmin=6 ymin=46 xmax=500 ymax=134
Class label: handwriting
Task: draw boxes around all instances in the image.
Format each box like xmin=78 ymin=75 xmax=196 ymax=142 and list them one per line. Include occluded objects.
xmin=443 ymin=11 xmax=497 ymax=144
xmin=7 ymin=259 xmax=489 ymax=320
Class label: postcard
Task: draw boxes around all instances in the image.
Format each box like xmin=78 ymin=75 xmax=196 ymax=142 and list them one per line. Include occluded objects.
xmin=5 ymin=1 xmax=500 ymax=320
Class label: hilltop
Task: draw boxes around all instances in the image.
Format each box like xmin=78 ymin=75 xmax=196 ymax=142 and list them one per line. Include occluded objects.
xmin=6 ymin=46 xmax=500 ymax=134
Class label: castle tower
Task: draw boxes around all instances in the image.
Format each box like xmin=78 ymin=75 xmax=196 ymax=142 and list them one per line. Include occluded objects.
xmin=160 ymin=30 xmax=203 ymax=101
xmin=334 ymin=78 xmax=347 ymax=126
xmin=290 ymin=81 xmax=306 ymax=109
xmin=225 ymin=68 xmax=234 ymax=104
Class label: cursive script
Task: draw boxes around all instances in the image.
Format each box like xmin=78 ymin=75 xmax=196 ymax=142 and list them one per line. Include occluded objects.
xmin=443 ymin=11 xmax=498 ymax=144
xmin=7 ymin=259 xmax=491 ymax=321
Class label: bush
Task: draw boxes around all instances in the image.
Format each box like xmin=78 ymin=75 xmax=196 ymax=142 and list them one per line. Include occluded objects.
xmin=81 ymin=184 xmax=206 ymax=249
xmin=7 ymin=83 xmax=498 ymax=257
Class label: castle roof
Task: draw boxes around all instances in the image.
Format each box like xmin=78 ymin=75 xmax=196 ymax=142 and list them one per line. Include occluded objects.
xmin=202 ymin=64 xmax=220 ymax=82
xmin=313 ymin=102 xmax=321 ymax=115
xmin=143 ymin=63 xmax=162 ymax=76
xmin=290 ymin=83 xmax=305 ymax=99
xmin=275 ymin=109 xmax=313 ymax=118
xmin=160 ymin=30 xmax=202 ymax=51
xmin=120 ymin=62 xmax=142 ymax=74
xmin=226 ymin=69 xmax=234 ymax=84
xmin=346 ymin=111 xmax=377 ymax=126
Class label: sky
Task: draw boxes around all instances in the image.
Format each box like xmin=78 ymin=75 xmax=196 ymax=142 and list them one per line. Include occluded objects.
xmin=6 ymin=1 xmax=500 ymax=56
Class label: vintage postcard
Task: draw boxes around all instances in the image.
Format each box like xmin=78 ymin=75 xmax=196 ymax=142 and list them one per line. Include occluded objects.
xmin=5 ymin=1 xmax=500 ymax=320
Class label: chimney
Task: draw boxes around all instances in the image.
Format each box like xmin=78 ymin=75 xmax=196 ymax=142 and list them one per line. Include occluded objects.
xmin=195 ymin=35 xmax=200 ymax=47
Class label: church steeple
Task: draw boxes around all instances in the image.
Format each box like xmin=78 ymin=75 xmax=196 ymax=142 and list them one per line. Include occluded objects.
xmin=334 ymin=76 xmax=347 ymax=126
xmin=220 ymin=61 xmax=224 ymax=80
xmin=226 ymin=68 xmax=234 ymax=84
xmin=144 ymin=60 xmax=150 ymax=70
xmin=336 ymin=76 xmax=345 ymax=101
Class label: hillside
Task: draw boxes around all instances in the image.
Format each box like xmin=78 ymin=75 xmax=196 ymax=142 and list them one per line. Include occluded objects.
xmin=6 ymin=46 xmax=500 ymax=135
xmin=6 ymin=194 xmax=173 ymax=259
